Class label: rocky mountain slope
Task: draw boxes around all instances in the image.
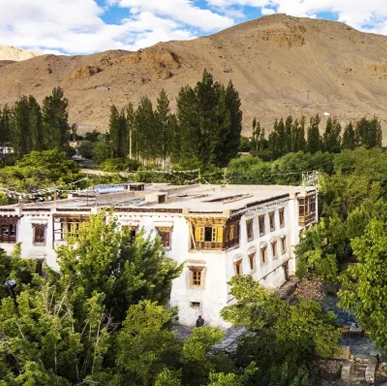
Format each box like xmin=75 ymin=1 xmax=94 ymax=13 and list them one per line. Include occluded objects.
xmin=2 ymin=14 xmax=387 ymax=135
xmin=0 ymin=44 xmax=38 ymax=62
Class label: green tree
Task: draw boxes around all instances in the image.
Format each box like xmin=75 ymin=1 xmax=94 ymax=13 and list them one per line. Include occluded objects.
xmin=0 ymin=105 xmax=12 ymax=145
xmin=135 ymin=97 xmax=158 ymax=161
xmin=306 ymin=115 xmax=322 ymax=154
xmin=11 ymin=96 xmax=30 ymax=157
xmin=155 ymin=89 xmax=172 ymax=166
xmin=341 ymin=122 xmax=355 ymax=150
xmin=42 ymin=87 xmax=71 ymax=151
xmin=355 ymin=117 xmax=382 ymax=148
xmin=339 ymin=219 xmax=387 ymax=347
xmin=176 ymin=70 xmax=242 ymax=167
xmin=322 ymin=117 xmax=341 ymax=153
xmin=57 ymin=214 xmax=181 ymax=322
xmin=221 ymin=276 xmax=340 ymax=386
xmin=108 ymin=105 xmax=128 ymax=159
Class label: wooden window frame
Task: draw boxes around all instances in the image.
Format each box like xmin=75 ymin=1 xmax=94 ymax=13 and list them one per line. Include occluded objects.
xmin=299 ymin=194 xmax=317 ymax=226
xmin=0 ymin=217 xmax=18 ymax=243
xmin=272 ymin=240 xmax=278 ymax=260
xmin=269 ymin=212 xmax=275 ymax=232
xmin=156 ymin=226 xmax=173 ymax=248
xmin=261 ymin=246 xmax=267 ymax=264
xmin=194 ymin=226 xmax=224 ymax=250
xmin=259 ymin=215 xmax=265 ymax=236
xmin=248 ymin=252 xmax=256 ymax=271
xmin=279 ymin=208 xmax=285 ymax=228
xmin=281 ymin=236 xmax=287 ymax=255
xmin=246 ymin=219 xmax=254 ymax=242
xmin=189 ymin=266 xmax=204 ymax=288
xmin=224 ymin=222 xmax=240 ymax=249
xmin=32 ymin=223 xmax=47 ymax=245
xmin=234 ymin=259 xmax=243 ymax=275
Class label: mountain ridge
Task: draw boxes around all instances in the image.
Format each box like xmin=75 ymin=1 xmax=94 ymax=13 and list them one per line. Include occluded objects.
xmin=0 ymin=44 xmax=39 ymax=62
xmin=2 ymin=14 xmax=387 ymax=135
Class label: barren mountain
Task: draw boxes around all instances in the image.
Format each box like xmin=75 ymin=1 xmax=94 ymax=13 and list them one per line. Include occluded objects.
xmin=2 ymin=14 xmax=387 ymax=136
xmin=0 ymin=44 xmax=39 ymax=62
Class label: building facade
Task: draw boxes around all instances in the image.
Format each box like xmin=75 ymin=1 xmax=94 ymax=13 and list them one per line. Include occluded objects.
xmin=0 ymin=183 xmax=317 ymax=327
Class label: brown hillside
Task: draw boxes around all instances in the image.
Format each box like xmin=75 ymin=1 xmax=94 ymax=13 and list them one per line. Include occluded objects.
xmin=2 ymin=14 xmax=387 ymax=136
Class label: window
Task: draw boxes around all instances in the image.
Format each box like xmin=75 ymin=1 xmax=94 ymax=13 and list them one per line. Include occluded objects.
xmin=279 ymin=208 xmax=285 ymax=228
xmin=190 ymin=302 xmax=201 ymax=309
xmin=225 ymin=222 xmax=240 ymax=249
xmin=272 ymin=241 xmax=278 ymax=259
xmin=33 ymin=224 xmax=46 ymax=245
xmin=246 ymin=219 xmax=254 ymax=241
xmin=122 ymin=225 xmax=139 ymax=241
xmin=234 ymin=259 xmax=242 ymax=275
xmin=0 ymin=217 xmax=18 ymax=243
xmin=281 ymin=237 xmax=287 ymax=254
xmin=298 ymin=195 xmax=317 ymax=226
xmin=259 ymin=215 xmax=265 ymax=236
xmin=269 ymin=212 xmax=275 ymax=232
xmin=248 ymin=252 xmax=256 ymax=271
xmin=193 ymin=270 xmax=201 ymax=285
xmin=156 ymin=226 xmax=172 ymax=248
xmin=36 ymin=258 xmax=45 ymax=276
xmin=194 ymin=226 xmax=223 ymax=249
xmin=261 ymin=246 xmax=267 ymax=264
xmin=189 ymin=266 xmax=204 ymax=287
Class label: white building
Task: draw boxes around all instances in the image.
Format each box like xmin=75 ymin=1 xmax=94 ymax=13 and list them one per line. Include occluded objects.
xmin=0 ymin=183 xmax=317 ymax=327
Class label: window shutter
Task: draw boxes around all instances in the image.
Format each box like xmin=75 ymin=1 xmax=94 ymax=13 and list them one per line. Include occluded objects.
xmin=195 ymin=227 xmax=204 ymax=242
xmin=217 ymin=227 xmax=223 ymax=243
xmin=212 ymin=227 xmax=217 ymax=242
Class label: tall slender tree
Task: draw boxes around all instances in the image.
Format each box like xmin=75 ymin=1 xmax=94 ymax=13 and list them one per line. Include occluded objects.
xmin=342 ymin=122 xmax=356 ymax=150
xmin=307 ymin=114 xmax=322 ymax=154
xmin=42 ymin=87 xmax=70 ymax=151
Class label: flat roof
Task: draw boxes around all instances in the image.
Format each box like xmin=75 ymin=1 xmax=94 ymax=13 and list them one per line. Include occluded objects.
xmin=0 ymin=184 xmax=316 ymax=215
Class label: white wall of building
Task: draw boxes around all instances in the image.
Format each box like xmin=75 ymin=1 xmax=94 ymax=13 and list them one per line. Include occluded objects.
xmin=0 ymin=188 xmax=317 ymax=327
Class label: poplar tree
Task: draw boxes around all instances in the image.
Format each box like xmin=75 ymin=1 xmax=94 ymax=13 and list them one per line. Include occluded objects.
xmin=291 ymin=117 xmax=306 ymax=152
xmin=27 ymin=95 xmax=43 ymax=152
xmin=0 ymin=106 xmax=12 ymax=145
xmin=176 ymin=70 xmax=242 ymax=167
xmin=155 ymin=89 xmax=172 ymax=166
xmin=126 ymin=102 xmax=136 ymax=159
xmin=284 ymin=115 xmax=293 ymax=153
xmin=12 ymin=96 xmax=30 ymax=158
xmin=342 ymin=122 xmax=356 ymax=150
xmin=135 ymin=97 xmax=157 ymax=161
xmin=355 ymin=117 xmax=382 ymax=148
xmin=307 ymin=114 xmax=322 ymax=154
xmin=42 ymin=87 xmax=70 ymax=151
xmin=176 ymin=85 xmax=200 ymax=165
xmin=323 ymin=117 xmax=341 ymax=153
xmin=108 ymin=105 xmax=128 ymax=159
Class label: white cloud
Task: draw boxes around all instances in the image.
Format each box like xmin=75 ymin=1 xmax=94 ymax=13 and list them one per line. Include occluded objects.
xmin=114 ymin=0 xmax=234 ymax=31
xmin=0 ymin=0 xmax=233 ymax=54
xmin=207 ymin=0 xmax=387 ymax=33
xmin=2 ymin=0 xmax=387 ymax=55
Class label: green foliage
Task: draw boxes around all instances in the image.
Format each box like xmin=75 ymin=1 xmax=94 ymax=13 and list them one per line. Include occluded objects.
xmin=175 ymin=70 xmax=242 ymax=167
xmin=42 ymin=87 xmax=71 ymax=151
xmin=355 ymin=117 xmax=382 ymax=148
xmin=0 ymin=149 xmax=81 ymax=192
xmin=100 ymin=157 xmax=140 ymax=172
xmin=222 ymin=276 xmax=340 ymax=386
xmin=339 ymin=219 xmax=387 ymax=347
xmin=226 ymin=152 xmax=333 ymax=185
xmin=117 ymin=301 xmax=180 ymax=386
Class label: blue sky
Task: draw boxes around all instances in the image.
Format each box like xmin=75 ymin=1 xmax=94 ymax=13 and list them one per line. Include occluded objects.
xmin=0 ymin=0 xmax=387 ymax=55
